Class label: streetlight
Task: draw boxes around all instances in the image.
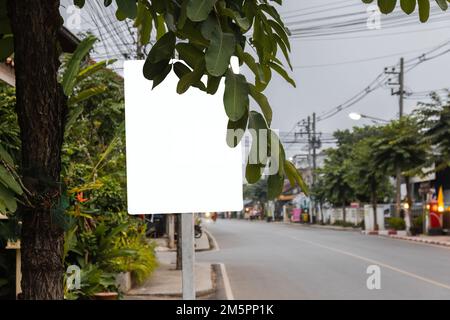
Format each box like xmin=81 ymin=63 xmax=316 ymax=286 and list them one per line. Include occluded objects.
xmin=348 ymin=112 xmax=389 ymax=123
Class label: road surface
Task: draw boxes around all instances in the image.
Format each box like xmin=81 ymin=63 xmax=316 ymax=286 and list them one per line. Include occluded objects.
xmin=197 ymin=219 xmax=450 ymax=300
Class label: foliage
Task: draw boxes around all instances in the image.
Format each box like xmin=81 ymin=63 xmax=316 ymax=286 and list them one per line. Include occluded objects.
xmin=69 ymin=0 xmax=306 ymax=198
xmin=243 ymin=178 xmax=268 ymax=201
xmin=386 ymin=217 xmax=406 ymax=230
xmin=0 ymin=83 xmax=24 ymax=216
xmin=372 ymin=117 xmax=430 ymax=178
xmin=318 ymin=146 xmax=355 ymax=210
xmin=332 ymin=220 xmax=356 ymax=228
xmin=346 ymin=130 xmax=393 ymax=204
xmin=362 ymin=0 xmax=450 ymax=22
xmin=414 ymin=92 xmax=450 ymax=173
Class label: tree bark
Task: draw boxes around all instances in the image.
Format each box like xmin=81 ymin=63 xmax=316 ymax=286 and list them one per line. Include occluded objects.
xmin=342 ymin=202 xmax=346 ymax=223
xmin=395 ymin=168 xmax=402 ymax=217
xmin=372 ymin=191 xmax=378 ymax=231
xmin=7 ymin=0 xmax=67 ymax=299
xmin=404 ymin=176 xmax=413 ymax=234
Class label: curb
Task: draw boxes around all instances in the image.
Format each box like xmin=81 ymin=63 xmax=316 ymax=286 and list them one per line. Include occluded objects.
xmin=203 ymin=228 xmax=220 ymax=252
xmin=125 ymin=264 xmax=216 ymax=299
xmin=382 ymin=234 xmax=450 ymax=248
xmin=286 ymin=222 xmax=361 ymax=232
xmin=361 ymin=230 xmax=408 ymax=236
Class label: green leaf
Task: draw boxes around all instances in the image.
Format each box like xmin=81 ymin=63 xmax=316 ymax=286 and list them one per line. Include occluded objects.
xmin=155 ymin=14 xmax=167 ymax=40
xmin=284 ymin=160 xmax=309 ymax=194
xmin=269 ymin=62 xmax=296 ymax=87
xmin=435 ymin=0 xmax=448 ymax=11
xmin=143 ymin=59 xmax=170 ymax=81
xmin=249 ymin=84 xmax=272 ymax=126
xmin=186 ymin=0 xmax=217 ymax=22
xmin=246 ymin=163 xmax=263 ymax=184
xmin=205 ymin=28 xmax=236 ymax=76
xmin=62 ymin=35 xmax=97 ymax=96
xmin=224 ymin=70 xmax=249 ymax=121
xmin=0 ymin=145 xmax=14 ymax=167
xmin=0 ymin=166 xmax=22 ymax=195
xmin=147 ymin=31 xmax=176 ymax=63
xmin=135 ymin=2 xmax=153 ymax=45
xmin=226 ymin=109 xmax=248 ymax=148
xmin=267 ymin=173 xmax=284 ymax=199
xmin=68 ymin=85 xmax=107 ymax=105
xmin=115 ymin=0 xmax=137 ymax=19
xmin=0 ymin=184 xmax=17 ymax=212
xmin=74 ymin=0 xmax=85 ymax=8
xmin=176 ymin=60 xmax=205 ymax=94
xmin=247 ymin=110 xmax=270 ymax=165
xmin=152 ymin=62 xmax=172 ymax=89
xmin=400 ymin=0 xmax=416 ymax=14
xmin=418 ymin=0 xmax=430 ymax=22
xmin=206 ymin=75 xmax=221 ymax=95
xmin=176 ymin=43 xmax=205 ymax=69
xmin=76 ymin=59 xmax=117 ymax=83
xmin=377 ymin=0 xmax=397 ymax=14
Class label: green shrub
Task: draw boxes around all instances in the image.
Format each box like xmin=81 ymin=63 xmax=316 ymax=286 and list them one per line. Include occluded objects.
xmin=386 ymin=217 xmax=406 ymax=230
xmin=333 ymin=220 xmax=355 ymax=228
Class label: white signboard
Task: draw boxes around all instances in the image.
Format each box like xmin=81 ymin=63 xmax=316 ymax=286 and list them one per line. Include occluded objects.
xmin=124 ymin=60 xmax=243 ymax=214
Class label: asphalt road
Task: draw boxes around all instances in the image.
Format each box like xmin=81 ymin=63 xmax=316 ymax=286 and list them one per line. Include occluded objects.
xmin=197 ymin=219 xmax=450 ymax=300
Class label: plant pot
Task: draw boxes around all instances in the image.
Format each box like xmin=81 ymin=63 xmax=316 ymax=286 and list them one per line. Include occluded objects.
xmin=93 ymin=292 xmax=119 ymax=300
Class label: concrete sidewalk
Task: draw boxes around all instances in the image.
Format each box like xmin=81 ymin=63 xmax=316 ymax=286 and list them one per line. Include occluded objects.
xmin=124 ymin=232 xmax=214 ymax=299
xmin=125 ymin=251 xmax=215 ymax=299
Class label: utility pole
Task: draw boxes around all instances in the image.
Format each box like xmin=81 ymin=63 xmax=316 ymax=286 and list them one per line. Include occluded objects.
xmin=312 ymin=113 xmax=318 ymax=224
xmin=386 ymin=57 xmax=405 ymax=218
xmin=399 ymin=57 xmax=404 ymax=118
xmin=306 ymin=116 xmax=313 ymax=223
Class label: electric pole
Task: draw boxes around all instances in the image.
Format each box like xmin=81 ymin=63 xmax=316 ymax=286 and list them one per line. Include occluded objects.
xmin=386 ymin=57 xmax=405 ymax=218
xmin=311 ymin=113 xmax=318 ymax=224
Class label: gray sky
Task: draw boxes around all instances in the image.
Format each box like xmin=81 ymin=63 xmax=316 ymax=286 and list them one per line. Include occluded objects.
xmin=61 ymin=0 xmax=450 ymax=158
xmin=264 ymin=0 xmax=450 ymax=157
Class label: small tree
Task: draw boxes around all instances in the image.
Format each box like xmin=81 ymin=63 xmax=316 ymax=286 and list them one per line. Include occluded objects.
xmin=320 ymin=148 xmax=355 ymax=223
xmin=414 ymin=92 xmax=450 ymax=172
xmin=372 ymin=117 xmax=430 ymax=231
xmin=347 ymin=135 xmax=393 ymax=230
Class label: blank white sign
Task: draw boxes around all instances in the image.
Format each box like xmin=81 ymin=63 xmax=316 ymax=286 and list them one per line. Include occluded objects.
xmin=124 ymin=60 xmax=243 ymax=214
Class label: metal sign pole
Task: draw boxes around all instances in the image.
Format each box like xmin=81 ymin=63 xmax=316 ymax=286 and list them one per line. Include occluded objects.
xmin=181 ymin=213 xmax=195 ymax=300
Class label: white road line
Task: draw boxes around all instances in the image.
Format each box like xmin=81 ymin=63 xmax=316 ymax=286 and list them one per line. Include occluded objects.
xmin=284 ymin=234 xmax=450 ymax=291
xmin=219 ymin=263 xmax=235 ymax=300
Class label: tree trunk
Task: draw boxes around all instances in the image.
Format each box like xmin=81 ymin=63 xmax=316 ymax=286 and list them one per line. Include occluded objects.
xmin=342 ymin=202 xmax=346 ymax=223
xmin=176 ymin=213 xmax=182 ymax=270
xmin=395 ymin=168 xmax=402 ymax=217
xmin=372 ymin=191 xmax=378 ymax=231
xmin=7 ymin=0 xmax=67 ymax=299
xmin=404 ymin=176 xmax=413 ymax=233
